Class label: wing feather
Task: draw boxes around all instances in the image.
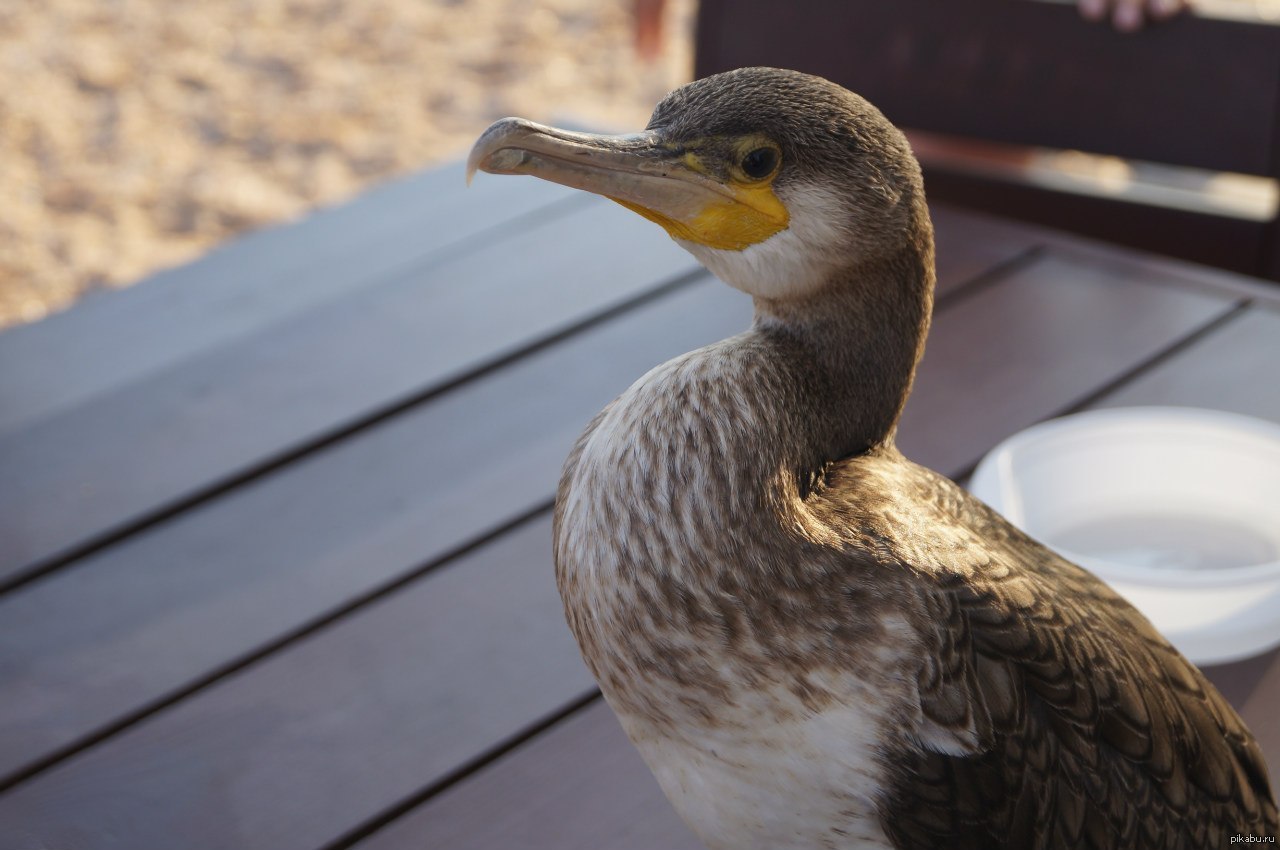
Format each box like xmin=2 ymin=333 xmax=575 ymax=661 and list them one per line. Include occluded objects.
xmin=865 ymin=461 xmax=1278 ymax=850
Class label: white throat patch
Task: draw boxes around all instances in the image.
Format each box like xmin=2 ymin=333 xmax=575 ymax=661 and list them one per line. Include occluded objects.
xmin=676 ymin=181 xmax=851 ymax=300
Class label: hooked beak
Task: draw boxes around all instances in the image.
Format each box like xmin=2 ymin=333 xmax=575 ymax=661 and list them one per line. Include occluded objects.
xmin=467 ymin=118 xmax=788 ymax=251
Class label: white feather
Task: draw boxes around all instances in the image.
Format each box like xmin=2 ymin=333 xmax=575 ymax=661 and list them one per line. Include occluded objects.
xmin=677 ymin=182 xmax=852 ymax=300
xmin=622 ymin=675 xmax=896 ymax=850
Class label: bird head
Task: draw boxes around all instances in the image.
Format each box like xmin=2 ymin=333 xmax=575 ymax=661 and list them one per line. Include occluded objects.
xmin=468 ymin=67 xmax=927 ymax=302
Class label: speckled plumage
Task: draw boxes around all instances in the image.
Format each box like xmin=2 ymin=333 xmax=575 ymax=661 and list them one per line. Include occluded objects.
xmin=481 ymin=67 xmax=1278 ymax=848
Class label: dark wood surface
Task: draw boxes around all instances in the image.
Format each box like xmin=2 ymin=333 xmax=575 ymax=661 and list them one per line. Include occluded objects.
xmin=694 ymin=0 xmax=1280 ymax=281
xmin=1 ymin=161 xmax=1278 ymax=849
xmin=694 ymin=0 xmax=1280 ymax=175
xmin=920 ymin=167 xmax=1278 ymax=280
xmin=0 ymin=168 xmax=578 ymax=438
xmin=0 ymin=185 xmax=694 ymax=585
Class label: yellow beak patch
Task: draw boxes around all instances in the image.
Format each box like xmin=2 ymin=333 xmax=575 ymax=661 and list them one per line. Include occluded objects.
xmin=614 ymin=181 xmax=790 ymax=251
xmin=616 ymin=181 xmax=788 ymax=252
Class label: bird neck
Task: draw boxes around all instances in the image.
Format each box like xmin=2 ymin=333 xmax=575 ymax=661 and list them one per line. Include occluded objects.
xmin=752 ymin=214 xmax=935 ymax=465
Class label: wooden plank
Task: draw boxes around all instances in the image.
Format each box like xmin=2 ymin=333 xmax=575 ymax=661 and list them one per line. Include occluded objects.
xmin=929 ymin=202 xmax=1041 ymax=296
xmin=0 ymin=197 xmax=701 ymax=584
xmin=1094 ymin=305 xmax=1280 ymax=422
xmin=354 ymin=304 xmax=1280 ymax=850
xmin=0 ymin=166 xmax=579 ymax=437
xmin=0 ymin=198 xmax=1030 ymax=586
xmin=0 ymin=204 xmax=1027 ymax=784
xmin=353 ymin=700 xmax=702 ymax=850
xmin=695 ymin=0 xmax=1280 ymax=176
xmin=1035 ymin=234 xmax=1280 ymax=310
xmin=0 ymin=516 xmax=595 ymax=850
xmin=0 ymin=278 xmax=747 ymax=784
xmin=0 ymin=237 xmax=1239 ymax=847
xmin=899 ymin=247 xmax=1237 ymax=475
xmin=922 ymin=166 xmax=1275 ymax=280
xmin=357 ymin=664 xmax=1280 ymax=850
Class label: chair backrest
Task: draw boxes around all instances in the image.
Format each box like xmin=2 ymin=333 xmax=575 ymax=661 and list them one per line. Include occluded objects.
xmin=694 ymin=0 xmax=1280 ymax=280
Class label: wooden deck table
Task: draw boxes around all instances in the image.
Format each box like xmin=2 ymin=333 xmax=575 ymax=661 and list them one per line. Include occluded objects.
xmin=1 ymin=162 xmax=1278 ymax=849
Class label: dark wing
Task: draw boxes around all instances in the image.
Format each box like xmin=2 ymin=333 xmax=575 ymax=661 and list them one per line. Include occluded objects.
xmin=876 ymin=463 xmax=1278 ymax=850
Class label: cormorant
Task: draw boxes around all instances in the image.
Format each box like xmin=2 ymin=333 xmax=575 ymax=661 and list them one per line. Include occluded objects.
xmin=468 ymin=66 xmax=1276 ymax=849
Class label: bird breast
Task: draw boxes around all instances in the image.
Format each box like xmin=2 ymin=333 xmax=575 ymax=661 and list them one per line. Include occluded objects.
xmin=555 ymin=343 xmax=810 ymax=716
xmin=552 ymin=344 xmax=912 ymax=848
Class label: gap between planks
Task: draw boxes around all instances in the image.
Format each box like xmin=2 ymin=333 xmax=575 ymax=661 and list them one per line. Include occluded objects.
xmin=0 ymin=218 xmax=1040 ymax=794
xmin=0 ymin=266 xmax=710 ymax=600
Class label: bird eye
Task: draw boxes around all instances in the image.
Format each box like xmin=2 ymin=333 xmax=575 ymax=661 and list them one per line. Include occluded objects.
xmin=740 ymin=147 xmax=778 ymax=180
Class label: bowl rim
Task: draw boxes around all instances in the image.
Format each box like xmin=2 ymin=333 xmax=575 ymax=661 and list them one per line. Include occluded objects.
xmin=971 ymin=406 xmax=1280 ymax=588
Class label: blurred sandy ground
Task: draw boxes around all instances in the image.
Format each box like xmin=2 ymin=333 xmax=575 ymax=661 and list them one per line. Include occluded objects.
xmin=0 ymin=0 xmax=696 ymax=330
xmin=5 ymin=0 xmax=1278 ymax=332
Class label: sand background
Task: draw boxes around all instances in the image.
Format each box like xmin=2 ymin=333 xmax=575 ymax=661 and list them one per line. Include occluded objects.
xmin=8 ymin=0 xmax=1279 ymax=332
xmin=0 ymin=0 xmax=696 ymax=330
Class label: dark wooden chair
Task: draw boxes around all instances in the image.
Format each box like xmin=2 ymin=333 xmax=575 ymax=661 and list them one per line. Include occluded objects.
xmin=694 ymin=0 xmax=1280 ymax=281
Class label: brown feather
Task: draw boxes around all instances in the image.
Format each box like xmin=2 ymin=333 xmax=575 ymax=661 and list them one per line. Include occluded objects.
xmin=529 ymin=68 xmax=1278 ymax=849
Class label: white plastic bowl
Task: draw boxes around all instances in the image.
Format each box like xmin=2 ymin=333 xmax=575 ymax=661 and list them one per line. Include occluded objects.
xmin=968 ymin=407 xmax=1280 ymax=666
